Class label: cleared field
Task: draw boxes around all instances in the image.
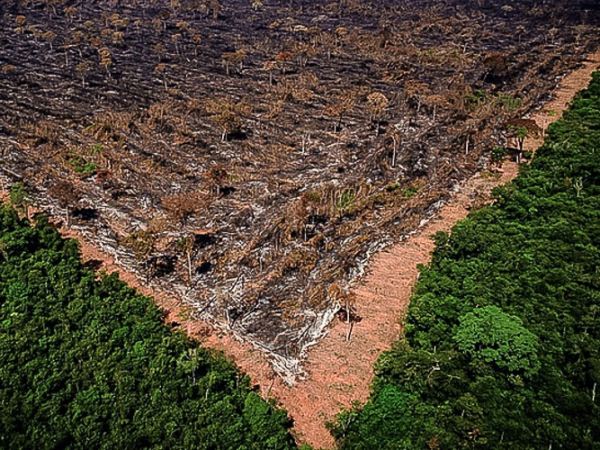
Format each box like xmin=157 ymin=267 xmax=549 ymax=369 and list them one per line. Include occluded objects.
xmin=1 ymin=0 xmax=599 ymax=379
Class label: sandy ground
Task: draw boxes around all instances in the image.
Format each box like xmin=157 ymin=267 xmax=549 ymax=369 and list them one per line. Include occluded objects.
xmin=1 ymin=51 xmax=598 ymax=450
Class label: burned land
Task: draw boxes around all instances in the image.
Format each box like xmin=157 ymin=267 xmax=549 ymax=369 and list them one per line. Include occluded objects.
xmin=1 ymin=0 xmax=599 ymax=379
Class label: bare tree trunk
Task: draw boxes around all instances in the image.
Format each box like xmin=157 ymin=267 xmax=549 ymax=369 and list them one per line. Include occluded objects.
xmin=345 ymin=298 xmax=350 ymax=323
xmin=225 ymin=309 xmax=231 ymax=329
xmin=205 ymin=378 xmax=211 ymax=399
xmin=346 ymin=321 xmax=354 ymax=341
xmin=266 ymin=376 xmax=276 ymax=398
xmin=391 ymin=135 xmax=397 ymax=168
xmin=302 ymin=133 xmax=309 ymax=154
xmin=186 ymin=250 xmax=193 ymax=281
xmin=345 ymin=298 xmax=354 ymax=341
xmin=517 ymin=138 xmax=524 ymax=163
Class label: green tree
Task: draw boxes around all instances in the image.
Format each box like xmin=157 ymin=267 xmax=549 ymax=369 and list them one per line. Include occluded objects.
xmin=336 ymin=71 xmax=600 ymax=449
xmin=454 ymin=305 xmax=541 ymax=377
xmin=9 ymin=182 xmax=30 ymax=217
xmin=0 ymin=206 xmax=296 ymax=449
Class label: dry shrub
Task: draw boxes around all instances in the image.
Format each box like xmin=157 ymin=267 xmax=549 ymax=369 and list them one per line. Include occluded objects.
xmin=161 ymin=191 xmax=205 ymax=224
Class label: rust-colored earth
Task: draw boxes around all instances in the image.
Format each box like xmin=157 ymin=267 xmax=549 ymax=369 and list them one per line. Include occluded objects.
xmin=2 ymin=51 xmax=599 ymax=450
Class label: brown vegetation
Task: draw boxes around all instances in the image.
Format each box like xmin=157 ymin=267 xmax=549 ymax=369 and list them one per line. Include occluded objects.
xmin=0 ymin=0 xmax=599 ymax=380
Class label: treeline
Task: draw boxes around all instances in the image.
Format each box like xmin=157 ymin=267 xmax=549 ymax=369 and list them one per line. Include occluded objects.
xmin=333 ymin=73 xmax=600 ymax=449
xmin=0 ymin=208 xmax=295 ymax=449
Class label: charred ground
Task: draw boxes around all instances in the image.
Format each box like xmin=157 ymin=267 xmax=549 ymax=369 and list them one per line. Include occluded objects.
xmin=1 ymin=0 xmax=599 ymax=379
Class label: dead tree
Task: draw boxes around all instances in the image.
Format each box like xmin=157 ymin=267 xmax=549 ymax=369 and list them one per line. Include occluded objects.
xmin=275 ymin=51 xmax=293 ymax=74
xmin=205 ymin=98 xmax=251 ymax=142
xmin=48 ymin=180 xmax=81 ymax=227
xmin=176 ymin=235 xmax=196 ymax=283
xmin=483 ymin=52 xmax=509 ymax=81
xmin=221 ymin=50 xmax=247 ymax=76
xmin=367 ymin=92 xmax=389 ymax=135
xmin=205 ymin=165 xmax=228 ymax=195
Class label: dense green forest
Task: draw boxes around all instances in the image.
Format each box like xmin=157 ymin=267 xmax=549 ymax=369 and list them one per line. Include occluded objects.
xmin=333 ymin=73 xmax=600 ymax=449
xmin=0 ymin=208 xmax=295 ymax=449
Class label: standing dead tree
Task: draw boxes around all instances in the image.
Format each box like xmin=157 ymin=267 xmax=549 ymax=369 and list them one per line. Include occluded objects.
xmin=483 ymin=52 xmax=509 ymax=82
xmin=75 ymin=61 xmax=91 ymax=87
xmin=221 ymin=50 xmax=247 ymax=76
xmin=367 ymin=92 xmax=389 ymax=135
xmin=385 ymin=127 xmax=403 ymax=168
xmin=328 ymin=284 xmax=359 ymax=341
xmin=263 ymin=60 xmax=277 ymax=85
xmin=204 ymin=165 xmax=228 ymax=195
xmin=98 ymin=46 xmax=113 ymax=76
xmin=404 ymin=80 xmax=430 ymax=114
xmin=275 ymin=51 xmax=293 ymax=74
xmin=176 ymin=235 xmax=197 ymax=283
xmin=48 ymin=180 xmax=81 ymax=227
xmin=205 ymin=98 xmax=251 ymax=142
xmin=323 ymin=89 xmax=357 ymax=133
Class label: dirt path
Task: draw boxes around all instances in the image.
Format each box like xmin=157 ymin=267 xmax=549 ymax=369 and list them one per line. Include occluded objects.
xmin=1 ymin=52 xmax=598 ymax=450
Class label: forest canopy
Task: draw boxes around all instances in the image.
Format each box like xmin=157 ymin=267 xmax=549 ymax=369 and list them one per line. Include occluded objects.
xmin=0 ymin=208 xmax=295 ymax=449
xmin=333 ymin=72 xmax=600 ymax=449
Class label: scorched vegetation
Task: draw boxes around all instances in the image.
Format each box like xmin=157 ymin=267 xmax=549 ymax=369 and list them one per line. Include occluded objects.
xmin=1 ymin=0 xmax=599 ymax=378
